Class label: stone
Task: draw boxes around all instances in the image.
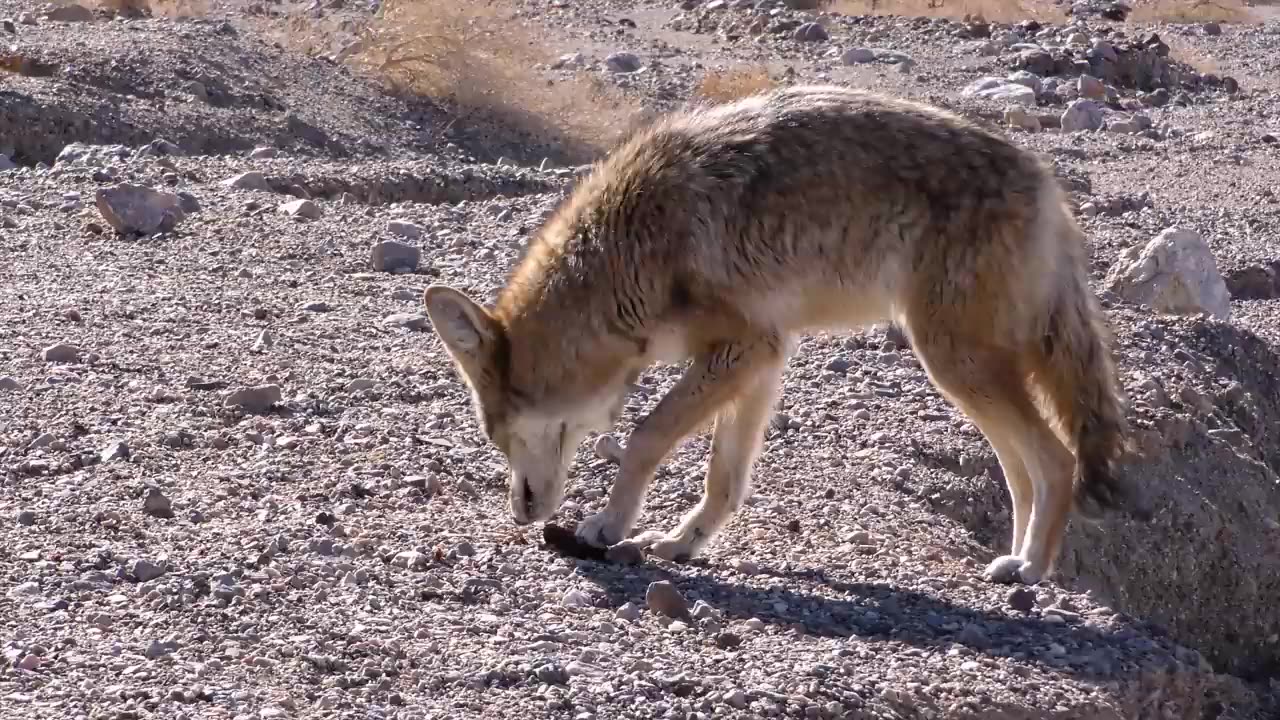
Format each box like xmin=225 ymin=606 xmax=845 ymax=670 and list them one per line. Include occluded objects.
xmin=279 ymin=199 xmax=321 ymax=219
xmin=615 ymin=602 xmax=642 ymax=622
xmin=222 ymin=171 xmax=271 ymax=191
xmin=383 ymin=313 xmax=430 ymax=331
xmin=1008 ymin=587 xmax=1037 ymax=613
xmin=42 ymin=343 xmax=80 ymax=363
xmin=176 ymin=192 xmax=201 ymax=214
xmin=391 ymin=550 xmax=428 ymax=569
xmin=128 ymin=558 xmax=166 ymax=583
xmin=1077 ymin=74 xmax=1105 ymax=100
xmin=100 ymin=440 xmax=130 ymax=462
xmin=1007 ymin=70 xmax=1042 ymax=95
xmin=1202 ymin=22 xmax=1221 ymax=36
xmin=1060 ymin=99 xmax=1103 ymax=132
xmin=645 ymin=580 xmax=690 ymax=619
xmin=95 ymin=184 xmax=185 ymax=235
xmin=371 ymin=240 xmax=421 ymax=273
xmin=387 ymin=220 xmax=424 ymax=239
xmin=0 ymin=376 xmax=22 ymax=391
xmin=143 ymin=487 xmax=174 ymax=519
xmin=248 ymin=147 xmax=278 ymax=159
xmin=841 ymin=47 xmax=875 ymax=64
xmin=962 ymin=77 xmax=1036 ymax=106
xmin=1018 ymin=49 xmax=1055 ymax=75
xmin=145 ymin=638 xmax=180 ymax=659
xmin=593 ymin=434 xmax=624 ymax=463
xmin=345 ymin=378 xmax=377 ymax=393
xmin=224 ymin=384 xmax=283 ymax=413
xmin=562 ymin=588 xmax=594 ymax=609
xmin=1005 ymin=107 xmax=1041 ymax=132
xmin=792 ymin=22 xmax=829 ymax=42
xmin=1106 ymin=228 xmax=1231 ymax=321
xmin=605 ymin=52 xmax=642 ymax=73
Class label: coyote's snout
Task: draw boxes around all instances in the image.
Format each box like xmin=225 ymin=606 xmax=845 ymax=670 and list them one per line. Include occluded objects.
xmin=424 ymin=85 xmax=1140 ymax=585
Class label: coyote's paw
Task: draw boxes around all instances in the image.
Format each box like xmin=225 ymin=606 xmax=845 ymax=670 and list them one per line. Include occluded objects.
xmin=576 ymin=508 xmax=632 ymax=549
xmin=611 ymin=529 xmax=701 ymax=564
xmin=981 ymin=555 xmax=1043 ymax=585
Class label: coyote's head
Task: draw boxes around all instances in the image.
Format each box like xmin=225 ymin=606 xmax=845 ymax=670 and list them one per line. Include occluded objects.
xmin=422 ymin=284 xmax=635 ymax=526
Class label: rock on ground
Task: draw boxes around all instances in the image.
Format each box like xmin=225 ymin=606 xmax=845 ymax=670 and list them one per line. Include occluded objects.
xmin=94 ymin=183 xmax=186 ymax=235
xmin=1106 ymin=227 xmax=1232 ymax=320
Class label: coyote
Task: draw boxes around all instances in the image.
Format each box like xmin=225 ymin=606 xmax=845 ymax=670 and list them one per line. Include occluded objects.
xmin=423 ymin=85 xmax=1141 ymax=585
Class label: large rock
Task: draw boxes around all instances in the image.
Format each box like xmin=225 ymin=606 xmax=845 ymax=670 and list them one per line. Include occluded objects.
xmin=1106 ymin=227 xmax=1231 ymax=321
xmin=371 ymin=240 xmax=421 ymax=273
xmin=1061 ymin=99 xmax=1104 ymax=132
xmin=961 ymin=77 xmax=1037 ymax=106
xmin=95 ymin=184 xmax=186 ymax=235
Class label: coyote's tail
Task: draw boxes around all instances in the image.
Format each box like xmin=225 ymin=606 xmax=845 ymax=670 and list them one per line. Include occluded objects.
xmin=1031 ymin=216 xmax=1147 ymax=521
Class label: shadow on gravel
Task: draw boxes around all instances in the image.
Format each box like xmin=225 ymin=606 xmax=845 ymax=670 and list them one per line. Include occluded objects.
xmin=572 ymin=558 xmax=1169 ymax=682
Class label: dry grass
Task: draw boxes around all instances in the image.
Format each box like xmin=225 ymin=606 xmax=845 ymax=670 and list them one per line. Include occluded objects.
xmin=821 ymin=0 xmax=1058 ymax=23
xmin=337 ymin=0 xmax=646 ymax=166
xmin=1126 ymin=0 xmax=1260 ymax=23
xmin=694 ymin=66 xmax=779 ymax=104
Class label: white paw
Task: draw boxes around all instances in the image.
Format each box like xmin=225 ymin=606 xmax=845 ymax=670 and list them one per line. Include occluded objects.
xmin=982 ymin=555 xmax=1043 ymax=585
xmin=648 ymin=537 xmax=698 ymax=563
xmin=609 ymin=529 xmax=702 ymax=564
xmin=576 ymin=509 xmax=632 ymax=548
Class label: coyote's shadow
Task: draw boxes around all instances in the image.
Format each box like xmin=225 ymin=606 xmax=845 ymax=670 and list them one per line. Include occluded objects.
xmin=571 ymin=556 xmax=1175 ymax=683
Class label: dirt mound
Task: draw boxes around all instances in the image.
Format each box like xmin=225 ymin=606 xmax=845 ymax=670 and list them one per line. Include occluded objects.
xmin=923 ymin=308 xmax=1280 ymax=681
xmin=0 ymin=13 xmax=441 ymax=165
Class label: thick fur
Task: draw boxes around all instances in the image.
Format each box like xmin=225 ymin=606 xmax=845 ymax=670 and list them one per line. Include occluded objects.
xmin=423 ymin=85 xmax=1139 ymax=585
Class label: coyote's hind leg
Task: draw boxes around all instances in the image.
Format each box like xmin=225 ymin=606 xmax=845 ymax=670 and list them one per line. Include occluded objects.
xmin=909 ymin=333 xmax=1075 ymax=585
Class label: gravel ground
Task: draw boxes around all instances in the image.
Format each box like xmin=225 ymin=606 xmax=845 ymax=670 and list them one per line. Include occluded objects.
xmin=4 ymin=0 xmax=1280 ymax=718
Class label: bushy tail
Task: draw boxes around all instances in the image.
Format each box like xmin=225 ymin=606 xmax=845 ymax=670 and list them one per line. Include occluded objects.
xmin=1031 ymin=222 xmax=1148 ymax=521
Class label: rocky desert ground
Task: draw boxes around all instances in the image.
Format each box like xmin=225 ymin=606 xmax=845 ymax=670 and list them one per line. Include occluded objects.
xmin=4 ymin=0 xmax=1280 ymax=718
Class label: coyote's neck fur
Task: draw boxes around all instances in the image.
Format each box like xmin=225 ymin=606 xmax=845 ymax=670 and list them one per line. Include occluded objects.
xmin=492 ymin=140 xmax=689 ymax=402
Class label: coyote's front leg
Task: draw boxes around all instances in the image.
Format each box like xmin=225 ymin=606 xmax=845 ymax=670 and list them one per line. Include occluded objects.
xmin=576 ymin=333 xmax=785 ymax=562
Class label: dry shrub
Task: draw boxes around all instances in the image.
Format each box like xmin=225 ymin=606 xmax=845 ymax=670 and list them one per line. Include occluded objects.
xmin=695 ymin=66 xmax=779 ymax=104
xmin=96 ymin=0 xmax=209 ymax=18
xmin=346 ymin=0 xmax=645 ymax=166
xmin=1126 ymin=0 xmax=1259 ymax=23
xmin=821 ymin=0 xmax=1057 ymax=23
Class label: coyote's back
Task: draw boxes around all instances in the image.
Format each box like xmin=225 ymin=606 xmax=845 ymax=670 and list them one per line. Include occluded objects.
xmin=424 ymin=85 xmax=1138 ymax=587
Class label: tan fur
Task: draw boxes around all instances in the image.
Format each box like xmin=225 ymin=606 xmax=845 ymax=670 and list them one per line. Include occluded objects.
xmin=423 ymin=85 xmax=1138 ymax=585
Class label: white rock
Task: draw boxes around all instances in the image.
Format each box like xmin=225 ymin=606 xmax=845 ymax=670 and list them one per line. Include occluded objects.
xmin=222 ymin=171 xmax=271 ymax=191
xmin=605 ymin=52 xmax=641 ymax=73
xmin=387 ymin=220 xmax=424 ymax=239
xmin=1105 ymin=228 xmax=1231 ymax=321
xmin=1077 ymin=74 xmax=1105 ymax=100
xmin=1061 ymin=99 xmax=1103 ymax=132
xmin=371 ymin=240 xmax=421 ymax=273
xmin=383 ymin=312 xmax=430 ymax=331
xmin=95 ymin=184 xmax=186 ymax=235
xmin=562 ymin=589 xmax=594 ymax=610
xmin=961 ymin=77 xmax=1036 ymax=106
xmin=279 ymin=199 xmax=322 ymax=220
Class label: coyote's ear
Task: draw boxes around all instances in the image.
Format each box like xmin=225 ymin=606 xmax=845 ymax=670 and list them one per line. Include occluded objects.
xmin=423 ymin=284 xmax=504 ymax=385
